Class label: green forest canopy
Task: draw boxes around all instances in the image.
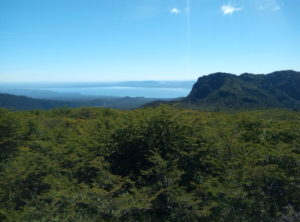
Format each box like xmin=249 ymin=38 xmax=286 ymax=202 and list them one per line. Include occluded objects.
xmin=0 ymin=106 xmax=300 ymax=221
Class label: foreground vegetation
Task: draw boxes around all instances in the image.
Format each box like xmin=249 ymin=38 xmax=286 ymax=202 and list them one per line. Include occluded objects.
xmin=0 ymin=106 xmax=300 ymax=221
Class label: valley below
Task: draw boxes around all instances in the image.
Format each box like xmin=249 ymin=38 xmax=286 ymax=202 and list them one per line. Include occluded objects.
xmin=1 ymin=71 xmax=300 ymax=221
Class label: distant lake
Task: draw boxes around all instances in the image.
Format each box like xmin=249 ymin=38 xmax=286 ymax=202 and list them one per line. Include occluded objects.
xmin=0 ymin=81 xmax=194 ymax=99
xmin=42 ymin=86 xmax=190 ymax=98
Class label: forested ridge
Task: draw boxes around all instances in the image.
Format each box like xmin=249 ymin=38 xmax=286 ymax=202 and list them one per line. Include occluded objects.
xmin=147 ymin=70 xmax=300 ymax=110
xmin=183 ymin=70 xmax=300 ymax=109
xmin=0 ymin=106 xmax=300 ymax=221
xmin=0 ymin=93 xmax=158 ymax=110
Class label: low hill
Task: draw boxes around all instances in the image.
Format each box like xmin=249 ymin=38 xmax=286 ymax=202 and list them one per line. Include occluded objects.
xmin=0 ymin=93 xmax=159 ymax=110
xmin=181 ymin=70 xmax=300 ymax=109
xmin=0 ymin=93 xmax=74 ymax=110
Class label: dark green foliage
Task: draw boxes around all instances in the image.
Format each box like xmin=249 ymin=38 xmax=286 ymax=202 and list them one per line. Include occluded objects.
xmin=0 ymin=109 xmax=23 ymax=163
xmin=0 ymin=106 xmax=300 ymax=221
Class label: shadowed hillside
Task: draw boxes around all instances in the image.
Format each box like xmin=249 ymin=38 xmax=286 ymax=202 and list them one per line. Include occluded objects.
xmin=0 ymin=93 xmax=160 ymax=110
xmin=181 ymin=70 xmax=300 ymax=109
xmin=0 ymin=93 xmax=74 ymax=110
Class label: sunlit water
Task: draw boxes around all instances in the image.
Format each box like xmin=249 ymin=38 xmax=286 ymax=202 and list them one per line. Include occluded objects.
xmin=41 ymin=86 xmax=190 ymax=98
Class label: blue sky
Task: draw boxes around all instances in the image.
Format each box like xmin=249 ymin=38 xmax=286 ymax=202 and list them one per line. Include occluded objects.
xmin=0 ymin=0 xmax=300 ymax=82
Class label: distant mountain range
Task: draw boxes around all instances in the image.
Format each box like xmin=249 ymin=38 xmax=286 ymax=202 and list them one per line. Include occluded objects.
xmin=0 ymin=81 xmax=193 ymax=99
xmin=0 ymin=94 xmax=73 ymax=110
xmin=147 ymin=70 xmax=300 ymax=110
xmin=1 ymin=70 xmax=300 ymax=110
xmin=0 ymin=80 xmax=189 ymax=110
xmin=0 ymin=93 xmax=162 ymax=110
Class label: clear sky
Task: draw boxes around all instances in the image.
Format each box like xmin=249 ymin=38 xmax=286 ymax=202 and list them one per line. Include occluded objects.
xmin=0 ymin=0 xmax=300 ymax=82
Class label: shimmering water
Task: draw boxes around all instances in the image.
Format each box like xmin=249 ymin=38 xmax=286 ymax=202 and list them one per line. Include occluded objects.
xmin=42 ymin=86 xmax=190 ymax=98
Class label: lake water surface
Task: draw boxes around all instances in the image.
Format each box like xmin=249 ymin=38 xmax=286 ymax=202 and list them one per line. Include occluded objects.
xmin=42 ymin=86 xmax=190 ymax=98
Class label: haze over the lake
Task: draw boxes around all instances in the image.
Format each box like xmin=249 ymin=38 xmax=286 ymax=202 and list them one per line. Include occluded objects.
xmin=1 ymin=0 xmax=300 ymax=82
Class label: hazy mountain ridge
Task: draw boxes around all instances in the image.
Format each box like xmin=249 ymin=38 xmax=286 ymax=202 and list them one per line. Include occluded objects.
xmin=0 ymin=81 xmax=193 ymax=99
xmin=0 ymin=80 xmax=194 ymax=90
xmin=0 ymin=93 xmax=161 ymax=110
xmin=2 ymin=71 xmax=300 ymax=110
xmin=0 ymin=94 xmax=73 ymax=110
xmin=181 ymin=70 xmax=300 ymax=109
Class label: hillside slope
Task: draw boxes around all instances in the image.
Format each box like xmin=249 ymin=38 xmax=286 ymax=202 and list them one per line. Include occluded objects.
xmin=0 ymin=93 xmax=74 ymax=110
xmin=182 ymin=70 xmax=300 ymax=109
xmin=0 ymin=93 xmax=159 ymax=110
